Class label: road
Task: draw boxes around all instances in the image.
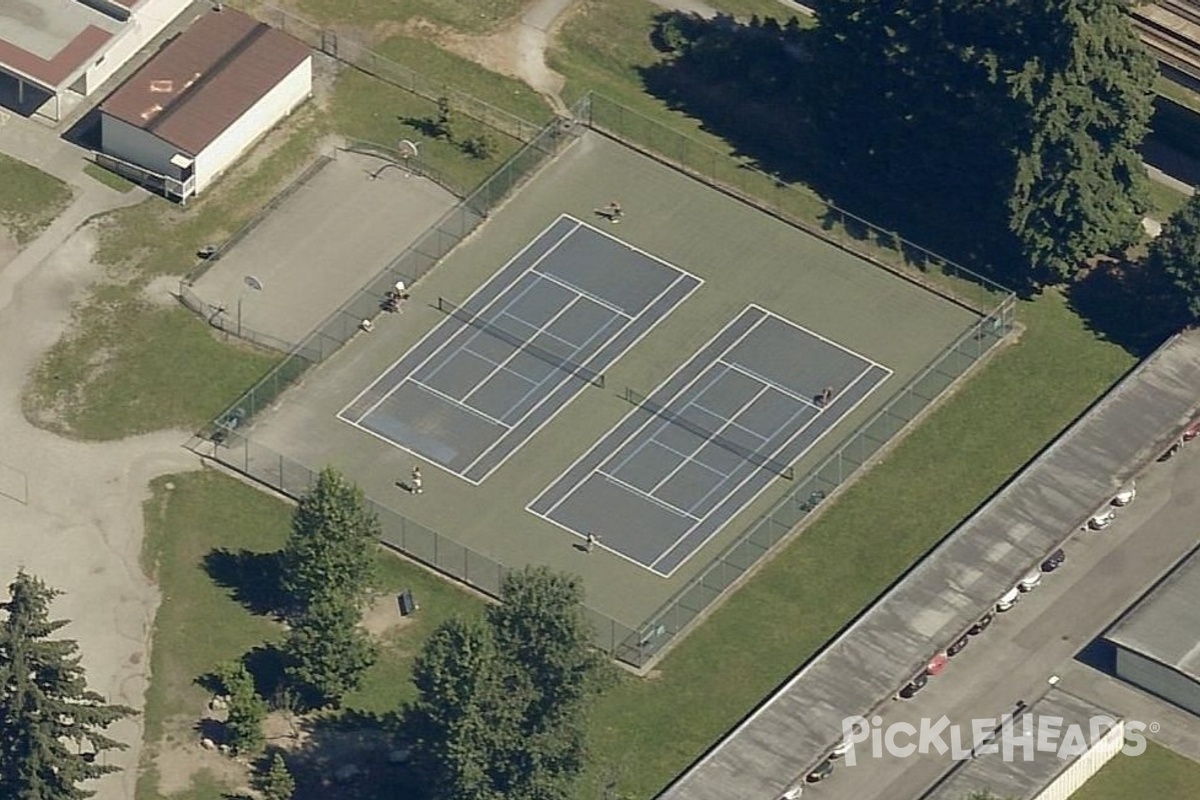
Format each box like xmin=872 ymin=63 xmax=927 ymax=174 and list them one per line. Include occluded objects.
xmin=817 ymin=438 xmax=1200 ymax=799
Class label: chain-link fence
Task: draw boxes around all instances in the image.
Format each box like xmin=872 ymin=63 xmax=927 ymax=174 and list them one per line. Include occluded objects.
xmin=201 ymin=110 xmax=577 ymax=436
xmin=582 ymin=94 xmax=1010 ymax=315
xmin=199 ymin=432 xmax=641 ymax=657
xmin=243 ymin=3 xmax=551 ymax=143
xmin=616 ymin=303 xmax=1015 ymax=667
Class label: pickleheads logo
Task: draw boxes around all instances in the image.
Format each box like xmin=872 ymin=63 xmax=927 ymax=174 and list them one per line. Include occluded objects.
xmin=839 ymin=713 xmax=1150 ymax=765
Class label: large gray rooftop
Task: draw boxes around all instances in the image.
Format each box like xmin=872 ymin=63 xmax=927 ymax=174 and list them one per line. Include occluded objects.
xmin=658 ymin=328 xmax=1200 ymax=800
xmin=920 ymin=688 xmax=1120 ymax=800
xmin=1107 ymin=543 xmax=1200 ymax=681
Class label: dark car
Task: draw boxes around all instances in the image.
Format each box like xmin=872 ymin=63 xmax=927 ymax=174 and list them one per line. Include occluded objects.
xmin=898 ymin=673 xmax=929 ymax=699
xmin=1041 ymin=548 xmax=1066 ymax=572
xmin=968 ymin=611 xmax=995 ymax=635
xmin=806 ymin=760 xmax=835 ymax=783
xmin=947 ymin=635 xmax=970 ymax=657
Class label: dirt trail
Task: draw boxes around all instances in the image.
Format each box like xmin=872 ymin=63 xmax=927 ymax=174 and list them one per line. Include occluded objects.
xmin=0 ymin=118 xmax=199 ymax=800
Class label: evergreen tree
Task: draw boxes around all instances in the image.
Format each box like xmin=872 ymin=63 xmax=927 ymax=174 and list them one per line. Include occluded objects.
xmin=256 ymin=752 xmax=295 ymax=800
xmin=1145 ymin=192 xmax=1200 ymax=321
xmin=0 ymin=571 xmax=135 ymax=800
xmin=281 ymin=594 xmax=377 ymax=708
xmin=1007 ymin=0 xmax=1156 ymax=280
xmin=279 ymin=467 xmax=380 ymax=617
xmin=215 ymin=661 xmax=265 ymax=755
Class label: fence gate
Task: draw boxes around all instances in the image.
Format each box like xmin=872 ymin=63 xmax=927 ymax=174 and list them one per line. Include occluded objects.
xmin=321 ymin=30 xmax=338 ymax=57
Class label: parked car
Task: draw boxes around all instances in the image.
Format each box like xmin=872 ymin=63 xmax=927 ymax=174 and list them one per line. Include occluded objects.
xmin=898 ymin=673 xmax=930 ymax=699
xmin=1112 ymin=483 xmax=1137 ymax=506
xmin=778 ymin=788 xmax=803 ymax=800
xmin=969 ymin=611 xmax=995 ymax=635
xmin=1041 ymin=548 xmax=1066 ymax=572
xmin=947 ymin=635 xmax=970 ymax=656
xmin=1088 ymin=508 xmax=1116 ymax=530
xmin=806 ymin=761 xmax=835 ymax=783
xmin=1017 ymin=570 xmax=1042 ymax=592
xmin=996 ymin=587 xmax=1021 ymax=612
xmin=1184 ymin=421 xmax=1200 ymax=443
xmin=1159 ymin=440 xmax=1182 ymax=462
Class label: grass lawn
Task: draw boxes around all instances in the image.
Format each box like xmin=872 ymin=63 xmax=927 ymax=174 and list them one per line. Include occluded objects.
xmin=581 ymin=288 xmax=1135 ymax=796
xmin=21 ymin=102 xmax=326 ymax=440
xmin=83 ymin=163 xmax=136 ymax=194
xmin=137 ymin=469 xmax=486 ymax=800
xmin=1073 ymin=741 xmax=1200 ymax=799
xmin=276 ymin=0 xmax=527 ymax=35
xmin=1147 ymin=178 xmax=1190 ymax=221
xmin=0 ymin=153 xmax=73 ymax=245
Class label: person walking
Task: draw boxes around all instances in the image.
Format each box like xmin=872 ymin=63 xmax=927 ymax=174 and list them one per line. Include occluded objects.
xmin=410 ymin=466 xmax=423 ymax=495
xmin=585 ymin=532 xmax=598 ymax=553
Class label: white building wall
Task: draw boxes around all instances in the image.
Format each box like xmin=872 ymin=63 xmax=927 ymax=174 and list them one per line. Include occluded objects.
xmin=1032 ymin=719 xmax=1125 ymax=800
xmin=192 ymin=56 xmax=312 ymax=193
xmin=82 ymin=0 xmax=194 ymax=94
xmin=100 ymin=114 xmax=183 ymax=178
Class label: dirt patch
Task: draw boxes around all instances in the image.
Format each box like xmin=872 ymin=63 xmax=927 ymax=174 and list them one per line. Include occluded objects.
xmin=141 ymin=274 xmax=183 ymax=309
xmin=361 ymin=592 xmax=417 ymax=638
xmin=0 ymin=226 xmax=17 ymax=272
xmin=151 ymin=713 xmax=253 ymax=797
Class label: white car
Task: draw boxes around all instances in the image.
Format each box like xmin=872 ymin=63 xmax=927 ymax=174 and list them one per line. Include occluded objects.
xmin=996 ymin=587 xmax=1021 ymax=612
xmin=1088 ymin=509 xmax=1116 ymax=530
xmin=1112 ymin=483 xmax=1137 ymax=507
xmin=1017 ymin=570 xmax=1042 ymax=592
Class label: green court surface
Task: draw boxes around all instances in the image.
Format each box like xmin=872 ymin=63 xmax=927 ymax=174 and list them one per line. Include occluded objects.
xmin=241 ymin=131 xmax=980 ymax=630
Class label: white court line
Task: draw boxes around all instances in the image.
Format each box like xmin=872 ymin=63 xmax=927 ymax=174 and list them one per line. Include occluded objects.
xmin=524 ymin=501 xmax=680 ymax=575
xmin=691 ymin=400 xmax=771 ymax=444
xmin=652 ymin=438 xmax=731 ymax=480
xmin=747 ymin=302 xmax=890 ymax=373
xmin=461 ymin=295 xmax=589 ymax=405
xmin=720 ymin=359 xmax=819 ymax=408
xmin=468 ymin=266 xmax=702 ymax=482
xmin=650 ymin=362 xmax=888 ymax=575
xmin=459 ymin=343 xmax=541 ymax=388
xmin=337 ymin=215 xmax=579 ymax=423
xmin=532 ymin=267 xmax=631 ymax=319
xmin=598 ymin=471 xmax=701 ymax=521
xmin=406 ymin=378 xmax=510 ymax=428
xmin=646 ymin=383 xmax=771 ymax=496
xmin=533 ymin=308 xmax=768 ymax=521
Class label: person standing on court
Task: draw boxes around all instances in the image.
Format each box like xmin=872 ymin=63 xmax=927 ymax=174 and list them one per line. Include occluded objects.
xmin=585 ymin=532 xmax=598 ymax=552
xmin=410 ymin=466 xmax=423 ymax=495
xmin=608 ymin=200 xmax=623 ymax=224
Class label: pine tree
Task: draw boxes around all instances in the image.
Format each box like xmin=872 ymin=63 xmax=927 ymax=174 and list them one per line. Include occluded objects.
xmin=279 ymin=467 xmax=380 ymax=617
xmin=1007 ymin=0 xmax=1156 ymax=279
xmin=215 ymin=661 xmax=265 ymax=755
xmin=281 ymin=594 xmax=377 ymax=709
xmin=1145 ymin=192 xmax=1200 ymax=321
xmin=256 ymin=752 xmax=295 ymax=800
xmin=0 ymin=571 xmax=135 ymax=800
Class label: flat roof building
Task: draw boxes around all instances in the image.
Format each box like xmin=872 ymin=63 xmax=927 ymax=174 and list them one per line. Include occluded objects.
xmin=921 ymin=689 xmax=1126 ymax=800
xmin=98 ymin=7 xmax=311 ymax=200
xmin=0 ymin=0 xmax=193 ymax=119
xmin=1107 ymin=543 xmax=1200 ymax=717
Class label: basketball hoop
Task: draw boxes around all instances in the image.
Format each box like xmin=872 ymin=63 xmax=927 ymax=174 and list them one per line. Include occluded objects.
xmin=398 ymin=139 xmax=419 ymax=162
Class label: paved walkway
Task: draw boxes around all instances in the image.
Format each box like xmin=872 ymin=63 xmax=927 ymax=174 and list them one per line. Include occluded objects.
xmin=0 ymin=113 xmax=200 ymax=800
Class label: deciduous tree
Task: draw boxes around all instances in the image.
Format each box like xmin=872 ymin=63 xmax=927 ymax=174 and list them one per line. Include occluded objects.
xmin=1144 ymin=192 xmax=1200 ymax=320
xmin=279 ymin=467 xmax=379 ymax=616
xmin=0 ymin=571 xmax=134 ymax=800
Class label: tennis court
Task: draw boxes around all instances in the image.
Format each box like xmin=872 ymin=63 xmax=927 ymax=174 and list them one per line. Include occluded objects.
xmin=528 ymin=305 xmax=891 ymax=576
xmin=338 ymin=215 xmax=702 ymax=483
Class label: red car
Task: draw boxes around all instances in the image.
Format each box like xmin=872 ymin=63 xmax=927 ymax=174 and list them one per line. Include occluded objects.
xmin=1184 ymin=421 xmax=1200 ymax=443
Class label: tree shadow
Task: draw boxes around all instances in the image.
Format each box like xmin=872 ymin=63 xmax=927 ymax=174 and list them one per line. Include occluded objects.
xmin=281 ymin=710 xmax=423 ymax=800
xmin=203 ymin=548 xmax=285 ymax=617
xmin=637 ymin=11 xmax=1034 ymax=293
xmin=1066 ymin=257 xmax=1184 ymax=357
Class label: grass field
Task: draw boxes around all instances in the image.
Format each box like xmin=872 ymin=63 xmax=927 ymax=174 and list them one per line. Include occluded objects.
xmin=1073 ymin=741 xmax=1200 ymax=799
xmin=136 ymin=469 xmax=485 ymax=800
xmin=0 ymin=153 xmax=73 ymax=245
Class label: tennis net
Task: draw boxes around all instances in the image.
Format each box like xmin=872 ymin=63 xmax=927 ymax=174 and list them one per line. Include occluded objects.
xmin=437 ymin=297 xmax=605 ymax=388
xmin=624 ymin=387 xmax=794 ymax=479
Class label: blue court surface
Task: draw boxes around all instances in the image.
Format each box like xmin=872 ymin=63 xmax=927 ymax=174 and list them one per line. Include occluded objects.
xmin=527 ymin=305 xmax=892 ymax=577
xmin=338 ymin=215 xmax=702 ymax=483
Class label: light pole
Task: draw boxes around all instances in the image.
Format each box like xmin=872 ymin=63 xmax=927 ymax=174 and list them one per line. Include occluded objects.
xmin=238 ymin=275 xmax=264 ymax=337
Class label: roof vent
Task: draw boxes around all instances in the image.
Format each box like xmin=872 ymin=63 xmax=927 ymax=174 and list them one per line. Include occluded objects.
xmin=149 ymin=80 xmax=173 ymax=93
xmin=139 ymin=104 xmax=164 ymax=121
